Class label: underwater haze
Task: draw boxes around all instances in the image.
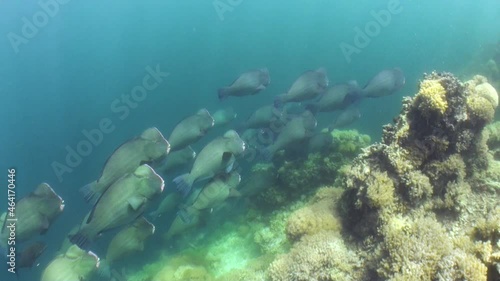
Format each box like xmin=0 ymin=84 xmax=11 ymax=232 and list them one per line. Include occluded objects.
xmin=1 ymin=1 xmax=500 ymax=281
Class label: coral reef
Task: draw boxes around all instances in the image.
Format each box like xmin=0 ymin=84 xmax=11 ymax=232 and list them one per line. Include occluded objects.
xmin=267 ymin=231 xmax=363 ymax=281
xmin=336 ymin=72 xmax=500 ymax=280
xmin=126 ymin=72 xmax=500 ymax=281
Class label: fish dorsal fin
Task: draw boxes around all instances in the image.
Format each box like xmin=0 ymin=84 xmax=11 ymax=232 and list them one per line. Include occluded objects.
xmin=33 ymin=183 xmax=55 ymax=197
xmin=128 ymin=196 xmax=146 ymax=211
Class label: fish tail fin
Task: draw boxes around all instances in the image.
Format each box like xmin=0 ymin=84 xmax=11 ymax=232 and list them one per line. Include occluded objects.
xmin=305 ymin=104 xmax=318 ymax=115
xmin=218 ymin=88 xmax=229 ymax=100
xmin=274 ymin=95 xmax=285 ymax=108
xmin=177 ymin=208 xmax=192 ymax=224
xmin=68 ymin=232 xmax=91 ymax=250
xmin=178 ymin=207 xmax=199 ymax=224
xmin=173 ymin=174 xmax=193 ymax=197
xmin=79 ymin=181 xmax=100 ymax=204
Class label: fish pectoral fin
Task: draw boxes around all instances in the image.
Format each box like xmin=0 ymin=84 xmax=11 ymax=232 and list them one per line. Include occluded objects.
xmin=128 ymin=196 xmax=146 ymax=211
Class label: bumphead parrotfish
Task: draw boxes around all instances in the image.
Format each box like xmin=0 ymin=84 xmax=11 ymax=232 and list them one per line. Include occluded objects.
xmin=41 ymin=244 xmax=99 ymax=281
xmin=167 ymin=109 xmax=214 ymax=152
xmin=80 ymin=127 xmax=169 ymax=203
xmin=274 ymin=68 xmax=329 ymax=107
xmin=0 ymin=183 xmax=64 ymax=243
xmin=106 ymin=216 xmax=155 ymax=264
xmin=218 ymin=68 xmax=270 ymax=100
xmin=70 ymin=164 xmax=163 ymax=248
xmin=173 ymin=130 xmax=246 ymax=197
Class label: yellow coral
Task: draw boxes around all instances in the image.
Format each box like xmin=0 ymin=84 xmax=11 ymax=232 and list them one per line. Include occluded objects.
xmin=415 ymin=79 xmax=448 ymax=116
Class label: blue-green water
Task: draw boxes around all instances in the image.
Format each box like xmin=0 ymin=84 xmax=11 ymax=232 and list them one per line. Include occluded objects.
xmin=1 ymin=1 xmax=499 ymax=280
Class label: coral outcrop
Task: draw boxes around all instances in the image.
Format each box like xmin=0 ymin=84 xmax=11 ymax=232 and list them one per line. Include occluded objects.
xmin=337 ymin=72 xmax=500 ymax=280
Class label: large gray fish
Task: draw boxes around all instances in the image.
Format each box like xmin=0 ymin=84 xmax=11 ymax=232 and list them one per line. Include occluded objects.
xmin=18 ymin=241 xmax=47 ymax=269
xmin=188 ymin=171 xmax=241 ymax=212
xmin=70 ymin=164 xmax=164 ymax=248
xmin=240 ymin=104 xmax=283 ymax=130
xmin=345 ymin=68 xmax=405 ymax=103
xmin=173 ymin=130 xmax=246 ymax=196
xmin=80 ymin=127 xmax=169 ymax=203
xmin=155 ymin=146 xmax=196 ymax=175
xmin=0 ymin=183 xmax=64 ymax=243
xmin=262 ymin=110 xmax=317 ymax=159
xmin=328 ymin=108 xmax=361 ymax=131
xmin=41 ymin=244 xmax=99 ymax=281
xmin=306 ymin=82 xmax=362 ymax=114
xmin=213 ymin=107 xmax=237 ymax=127
xmin=168 ymin=109 xmax=215 ymax=152
xmin=176 ymin=171 xmax=241 ymax=225
xmin=274 ymin=68 xmax=329 ymax=107
xmin=218 ymin=68 xmax=270 ymax=100
xmin=362 ymin=68 xmax=405 ymax=98
xmin=106 ymin=216 xmax=155 ymax=264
